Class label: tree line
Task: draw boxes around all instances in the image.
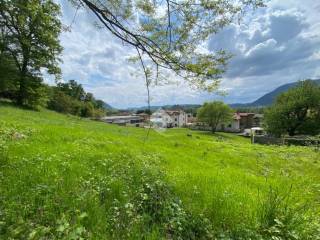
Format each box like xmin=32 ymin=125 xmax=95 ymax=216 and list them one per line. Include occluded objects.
xmin=0 ymin=0 xmax=107 ymax=118
xmin=196 ymin=80 xmax=320 ymax=137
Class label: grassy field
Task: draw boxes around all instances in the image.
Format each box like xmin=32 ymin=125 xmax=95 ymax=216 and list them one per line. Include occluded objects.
xmin=1 ymin=103 xmax=319 ymax=239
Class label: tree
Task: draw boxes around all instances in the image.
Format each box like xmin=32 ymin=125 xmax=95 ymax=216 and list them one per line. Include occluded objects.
xmin=0 ymin=52 xmax=19 ymax=99
xmin=197 ymin=101 xmax=233 ymax=133
xmin=0 ymin=0 xmax=63 ymax=107
xmin=0 ymin=26 xmax=19 ymax=99
xmin=264 ymin=80 xmax=320 ymax=136
xmin=73 ymin=0 xmax=264 ymax=92
xmin=57 ymin=80 xmax=86 ymax=101
xmin=48 ymin=79 xmax=107 ymax=117
xmin=48 ymin=89 xmax=81 ymax=115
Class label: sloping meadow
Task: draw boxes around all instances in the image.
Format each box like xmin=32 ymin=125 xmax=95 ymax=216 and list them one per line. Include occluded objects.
xmin=0 ymin=104 xmax=319 ymax=239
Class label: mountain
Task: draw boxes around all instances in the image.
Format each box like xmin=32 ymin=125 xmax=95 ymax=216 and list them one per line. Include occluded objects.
xmin=102 ymin=102 xmax=114 ymax=110
xmin=230 ymin=79 xmax=320 ymax=108
xmin=126 ymin=104 xmax=201 ymax=112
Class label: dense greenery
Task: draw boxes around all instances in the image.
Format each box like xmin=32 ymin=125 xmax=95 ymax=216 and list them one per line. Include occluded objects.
xmin=197 ymin=101 xmax=233 ymax=133
xmin=1 ymin=104 xmax=319 ymax=239
xmin=48 ymin=80 xmax=107 ymax=118
xmin=265 ymin=80 xmax=320 ymax=136
xmin=0 ymin=2 xmax=108 ymax=116
xmin=0 ymin=0 xmax=62 ymax=108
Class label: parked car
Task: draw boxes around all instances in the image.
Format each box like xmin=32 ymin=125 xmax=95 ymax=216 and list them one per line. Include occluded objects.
xmin=241 ymin=127 xmax=265 ymax=137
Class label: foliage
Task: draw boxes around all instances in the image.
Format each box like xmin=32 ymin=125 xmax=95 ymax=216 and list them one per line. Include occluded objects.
xmin=0 ymin=0 xmax=62 ymax=108
xmin=48 ymin=80 xmax=107 ymax=118
xmin=0 ymin=104 xmax=319 ymax=239
xmin=75 ymin=0 xmax=264 ymax=92
xmin=197 ymin=101 xmax=233 ymax=133
xmin=56 ymin=80 xmax=86 ymax=101
xmin=265 ymin=80 xmax=320 ymax=136
xmin=0 ymin=53 xmax=19 ymax=99
xmin=258 ymin=187 xmax=309 ymax=239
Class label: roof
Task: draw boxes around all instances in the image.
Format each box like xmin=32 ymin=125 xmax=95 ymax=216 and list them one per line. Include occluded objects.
xmin=233 ymin=112 xmax=264 ymax=120
xmin=233 ymin=113 xmax=241 ymax=120
xmin=165 ymin=110 xmax=184 ymax=116
xmin=136 ymin=113 xmax=149 ymax=116
xmin=101 ymin=115 xmax=143 ymax=120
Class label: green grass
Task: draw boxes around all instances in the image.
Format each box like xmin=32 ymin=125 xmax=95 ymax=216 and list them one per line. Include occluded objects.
xmin=1 ymin=103 xmax=319 ymax=239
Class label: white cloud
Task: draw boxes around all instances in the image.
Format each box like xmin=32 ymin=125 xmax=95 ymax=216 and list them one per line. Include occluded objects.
xmin=47 ymin=0 xmax=320 ymax=108
xmin=245 ymin=39 xmax=278 ymax=57
xmin=208 ymin=1 xmax=320 ymax=103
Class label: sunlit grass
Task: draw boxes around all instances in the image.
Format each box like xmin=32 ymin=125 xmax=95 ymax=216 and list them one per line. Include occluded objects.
xmin=1 ymin=103 xmax=319 ymax=239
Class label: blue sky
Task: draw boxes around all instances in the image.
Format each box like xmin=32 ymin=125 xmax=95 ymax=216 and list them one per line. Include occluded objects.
xmin=51 ymin=0 xmax=320 ymax=108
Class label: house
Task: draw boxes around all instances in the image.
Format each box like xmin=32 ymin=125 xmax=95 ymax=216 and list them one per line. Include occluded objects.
xmin=191 ymin=112 xmax=264 ymax=132
xmin=150 ymin=109 xmax=188 ymax=128
xmin=101 ymin=115 xmax=145 ymax=127
xmin=136 ymin=113 xmax=150 ymax=122
xmin=186 ymin=113 xmax=196 ymax=124
xmin=217 ymin=113 xmax=264 ymax=132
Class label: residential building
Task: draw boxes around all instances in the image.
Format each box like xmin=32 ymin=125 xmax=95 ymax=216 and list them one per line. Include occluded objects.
xmin=218 ymin=113 xmax=264 ymax=132
xmin=151 ymin=109 xmax=188 ymax=128
xmin=191 ymin=112 xmax=264 ymax=132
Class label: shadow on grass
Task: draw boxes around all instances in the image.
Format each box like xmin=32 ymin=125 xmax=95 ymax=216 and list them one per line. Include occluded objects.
xmin=0 ymin=99 xmax=38 ymax=111
xmin=0 ymin=99 xmax=14 ymax=106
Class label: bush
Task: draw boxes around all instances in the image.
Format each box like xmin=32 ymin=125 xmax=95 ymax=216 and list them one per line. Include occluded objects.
xmin=48 ymin=90 xmax=78 ymax=114
xmin=258 ymin=186 xmax=315 ymax=240
xmin=48 ymin=81 xmax=107 ymax=118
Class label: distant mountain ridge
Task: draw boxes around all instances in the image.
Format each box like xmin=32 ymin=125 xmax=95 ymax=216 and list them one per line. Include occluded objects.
xmin=121 ymin=79 xmax=320 ymax=111
xmin=125 ymin=104 xmax=201 ymax=111
xmin=230 ymin=79 xmax=320 ymax=108
xmin=102 ymin=102 xmax=114 ymax=110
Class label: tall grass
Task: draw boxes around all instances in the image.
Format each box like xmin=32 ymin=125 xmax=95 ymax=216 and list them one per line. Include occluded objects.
xmin=0 ymin=104 xmax=319 ymax=239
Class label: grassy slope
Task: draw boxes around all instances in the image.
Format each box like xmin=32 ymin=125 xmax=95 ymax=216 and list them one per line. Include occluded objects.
xmin=1 ymin=104 xmax=319 ymax=239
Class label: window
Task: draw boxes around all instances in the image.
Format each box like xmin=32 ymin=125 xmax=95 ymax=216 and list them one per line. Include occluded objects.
xmin=175 ymin=118 xmax=177 ymax=121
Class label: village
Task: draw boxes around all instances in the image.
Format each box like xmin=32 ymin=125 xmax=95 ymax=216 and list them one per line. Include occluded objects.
xmin=100 ymin=108 xmax=264 ymax=135
xmin=1 ymin=0 xmax=320 ymax=239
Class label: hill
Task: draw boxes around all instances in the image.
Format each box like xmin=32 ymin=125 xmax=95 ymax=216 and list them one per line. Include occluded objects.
xmin=231 ymin=79 xmax=320 ymax=108
xmin=1 ymin=103 xmax=319 ymax=239
xmin=126 ymin=104 xmax=201 ymax=112
xmin=102 ymin=101 xmax=114 ymax=110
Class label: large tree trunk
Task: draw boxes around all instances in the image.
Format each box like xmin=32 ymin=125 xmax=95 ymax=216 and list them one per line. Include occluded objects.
xmin=17 ymin=72 xmax=26 ymax=106
xmin=288 ymin=128 xmax=295 ymax=136
xmin=17 ymin=59 xmax=28 ymax=106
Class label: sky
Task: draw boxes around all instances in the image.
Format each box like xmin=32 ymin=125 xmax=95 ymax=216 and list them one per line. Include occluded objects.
xmin=51 ymin=0 xmax=320 ymax=109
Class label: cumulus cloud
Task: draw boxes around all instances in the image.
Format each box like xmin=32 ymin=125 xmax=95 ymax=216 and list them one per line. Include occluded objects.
xmin=47 ymin=0 xmax=320 ymax=108
xmin=208 ymin=2 xmax=320 ymax=103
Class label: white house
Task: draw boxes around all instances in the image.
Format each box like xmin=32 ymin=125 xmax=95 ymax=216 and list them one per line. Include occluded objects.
xmin=151 ymin=109 xmax=188 ymax=128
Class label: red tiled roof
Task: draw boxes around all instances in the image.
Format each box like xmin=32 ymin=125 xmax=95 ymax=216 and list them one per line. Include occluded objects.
xmin=165 ymin=110 xmax=182 ymax=116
